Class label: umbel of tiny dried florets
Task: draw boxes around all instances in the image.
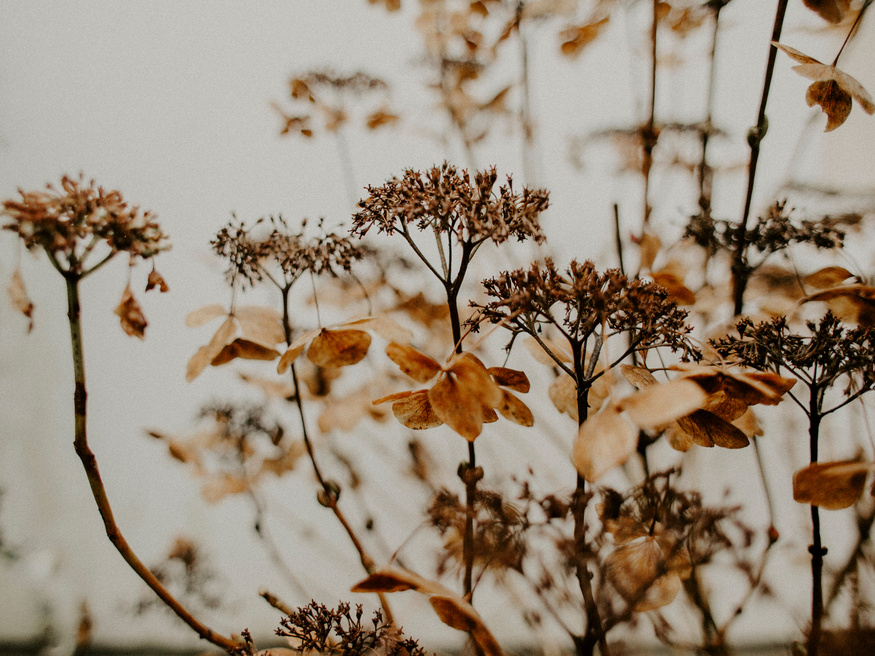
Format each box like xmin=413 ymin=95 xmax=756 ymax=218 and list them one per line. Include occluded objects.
xmin=351 ymin=163 xmax=548 ymax=249
xmin=2 ymin=174 xmax=170 ymax=337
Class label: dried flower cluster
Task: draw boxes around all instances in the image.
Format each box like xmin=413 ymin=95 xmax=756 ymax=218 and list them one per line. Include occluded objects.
xmin=2 ymin=174 xmax=168 ymax=268
xmin=352 ymin=163 xmax=548 ymax=247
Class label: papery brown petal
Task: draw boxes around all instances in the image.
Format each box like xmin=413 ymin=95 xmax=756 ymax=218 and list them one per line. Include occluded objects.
xmin=344 ymin=315 xmax=413 ymax=344
xmin=7 ymin=269 xmax=34 ymax=332
xmin=307 ymin=329 xmax=371 ymax=367
xmin=202 ymin=473 xmax=249 ymax=503
xmin=351 ymin=567 xmax=450 ymax=596
xmin=259 ymin=442 xmax=306 ymax=477
xmin=235 ymin=306 xmax=285 ymax=346
xmin=732 ymin=408 xmax=763 ymax=438
xmin=638 ymin=232 xmax=661 ymax=272
xmin=704 ymin=391 xmax=748 ymax=422
xmin=665 ymin=423 xmax=694 ymax=452
xmin=429 ymin=374 xmax=484 ymax=440
xmin=773 ymin=42 xmax=823 ymax=67
xmin=386 ymin=341 xmax=442 ymax=382
xmin=605 ymin=536 xmax=683 ymax=611
xmin=145 ymin=268 xmax=169 ymax=293
xmin=185 ymin=303 xmax=226 ymax=328
xmin=677 ymin=410 xmax=749 ymax=449
xmin=525 ymin=336 xmax=573 ymax=365
xmin=391 ymin=390 xmax=444 ymax=430
xmin=211 ymin=339 xmax=279 ymax=365
xmin=447 ymin=352 xmax=503 ymax=408
xmin=793 ymin=460 xmax=875 ymax=510
xmin=114 ymin=287 xmax=148 ymax=340
xmin=549 ymin=375 xmax=579 ymax=421
xmin=573 ymin=403 xmax=638 ymax=482
xmin=428 ymin=597 xmax=504 ymax=656
xmin=619 ymin=379 xmax=709 ymax=429
xmin=804 ymin=266 xmax=855 ymax=289
xmin=806 ymin=79 xmax=852 ymax=131
xmin=498 ymin=391 xmax=534 ymax=427
xmin=488 ymin=367 xmax=530 ymax=393
xmin=481 ymin=405 xmax=499 ymax=424
xmin=651 ymin=271 xmax=695 ymax=305
xmin=802 ymin=0 xmax=851 ymax=24
xmin=620 ymin=364 xmax=658 ymax=389
xmin=804 ymin=285 xmax=875 ymax=325
xmin=366 ymin=109 xmax=400 ymax=130
xmin=276 ymin=343 xmax=306 ymax=374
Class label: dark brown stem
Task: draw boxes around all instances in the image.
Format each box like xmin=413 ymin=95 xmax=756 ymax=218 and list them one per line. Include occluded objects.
xmin=732 ymin=0 xmax=789 ymax=315
xmin=641 ymin=0 xmax=659 ymax=230
xmin=807 ymin=398 xmax=825 ymax=656
xmin=697 ymin=5 xmax=723 ymax=216
xmin=65 ymin=276 xmax=241 ymax=653
xmin=571 ymin=340 xmax=609 ymax=656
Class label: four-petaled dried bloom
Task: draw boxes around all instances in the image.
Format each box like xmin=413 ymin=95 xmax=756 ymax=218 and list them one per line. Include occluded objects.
xmin=774 ymin=42 xmax=874 ymax=131
xmin=2 ymin=174 xmax=169 ymax=269
xmin=352 ymin=163 xmax=548 ymax=247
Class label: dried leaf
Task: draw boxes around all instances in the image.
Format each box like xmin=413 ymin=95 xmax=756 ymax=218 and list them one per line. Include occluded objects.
xmin=793 ymin=460 xmax=875 ymax=509
xmin=429 ymin=374 xmax=485 ymax=440
xmin=573 ymin=403 xmax=638 ymax=482
xmin=375 ymin=390 xmax=444 ymax=430
xmin=7 ymin=269 xmax=34 ymax=332
xmin=447 ymin=352 xmax=503 ymax=408
xmin=386 ymin=341 xmax=441 ymax=382
xmin=114 ymin=286 xmax=147 ymax=339
xmin=307 ymin=329 xmax=371 ymax=367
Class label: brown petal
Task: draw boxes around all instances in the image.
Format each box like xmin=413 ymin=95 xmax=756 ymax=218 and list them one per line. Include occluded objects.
xmin=276 ymin=343 xmax=306 ymax=374
xmin=573 ymin=403 xmax=638 ymax=482
xmin=619 ymin=379 xmax=709 ymax=429
xmin=185 ymin=303 xmax=226 ymax=328
xmin=620 ymin=364 xmax=658 ymax=389
xmin=447 ymin=352 xmax=503 ymax=408
xmin=664 ymin=423 xmax=694 ymax=452
xmin=385 ymin=341 xmax=441 ymax=382
xmin=803 ymin=266 xmax=855 ymax=289
xmin=807 ymin=79 xmax=852 ymax=132
xmin=429 ymin=374 xmax=485 ymax=440
xmin=488 ymin=367 xmax=530 ymax=393
xmin=549 ymin=375 xmax=579 ymax=421
xmin=380 ymin=390 xmax=443 ymax=430
xmin=497 ymin=391 xmax=534 ymax=427
xmin=773 ymin=42 xmax=824 ymax=67
xmin=145 ymin=268 xmax=169 ymax=293
xmin=804 ymin=285 xmax=875 ymax=325
xmin=605 ymin=536 xmax=683 ymax=612
xmin=793 ymin=460 xmax=875 ymax=510
xmin=651 ymin=271 xmax=696 ymax=306
xmin=114 ymin=286 xmax=147 ymax=340
xmin=428 ymin=597 xmax=504 ymax=656
xmin=211 ymin=339 xmax=279 ymax=365
xmin=7 ymin=269 xmax=34 ymax=332
xmin=235 ymin=305 xmax=285 ymax=346
xmin=676 ymin=410 xmax=750 ymax=449
xmin=344 ymin=315 xmax=413 ymax=344
xmin=802 ymin=0 xmax=851 ymax=24
xmin=351 ymin=567 xmax=450 ymax=596
xmin=307 ymin=329 xmax=371 ymax=367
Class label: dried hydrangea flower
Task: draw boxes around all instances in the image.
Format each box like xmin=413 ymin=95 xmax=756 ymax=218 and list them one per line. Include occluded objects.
xmin=774 ymin=42 xmax=874 ymax=131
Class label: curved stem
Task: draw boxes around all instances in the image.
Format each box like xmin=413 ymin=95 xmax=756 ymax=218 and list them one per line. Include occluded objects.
xmin=65 ymin=276 xmax=241 ymax=653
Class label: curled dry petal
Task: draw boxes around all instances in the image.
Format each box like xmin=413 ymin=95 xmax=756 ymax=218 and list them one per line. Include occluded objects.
xmin=307 ymin=328 xmax=371 ymax=367
xmin=234 ymin=306 xmax=285 ymax=347
xmin=210 ymin=339 xmax=279 ymax=366
xmin=618 ymin=379 xmax=709 ymax=430
xmin=8 ymin=269 xmax=34 ymax=332
xmin=185 ymin=303 xmax=226 ymax=328
xmin=793 ymin=460 xmax=875 ymax=510
xmin=573 ymin=403 xmax=638 ymax=482
xmin=676 ymin=410 xmax=749 ymax=449
xmin=386 ymin=341 xmax=442 ymax=382
xmin=114 ymin=286 xmax=148 ymax=340
xmin=497 ymin=390 xmax=534 ymax=427
xmin=429 ymin=374 xmax=488 ymax=441
xmin=145 ymin=267 xmax=169 ymax=293
xmin=803 ymin=285 xmax=875 ymax=325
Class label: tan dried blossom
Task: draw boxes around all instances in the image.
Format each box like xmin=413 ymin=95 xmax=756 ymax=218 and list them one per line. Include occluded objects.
xmin=374 ymin=342 xmax=532 ymax=441
xmin=774 ymin=42 xmax=874 ymax=131
xmin=186 ymin=304 xmax=285 ymax=381
xmin=793 ymin=459 xmax=875 ymax=509
xmin=2 ymin=174 xmax=169 ymax=270
xmin=802 ymin=0 xmax=852 ymax=23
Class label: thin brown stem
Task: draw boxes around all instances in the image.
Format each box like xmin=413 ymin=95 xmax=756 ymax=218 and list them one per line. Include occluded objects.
xmin=732 ymin=0 xmax=790 ymax=315
xmin=65 ymin=276 xmax=241 ymax=653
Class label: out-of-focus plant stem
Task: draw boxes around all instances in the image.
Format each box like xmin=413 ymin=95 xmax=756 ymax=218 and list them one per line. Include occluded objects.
xmin=733 ymin=0 xmax=789 ymax=316
xmin=65 ymin=275 xmax=242 ymax=654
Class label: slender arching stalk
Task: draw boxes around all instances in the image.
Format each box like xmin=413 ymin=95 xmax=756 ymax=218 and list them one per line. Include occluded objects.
xmin=65 ymin=275 xmax=242 ymax=653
